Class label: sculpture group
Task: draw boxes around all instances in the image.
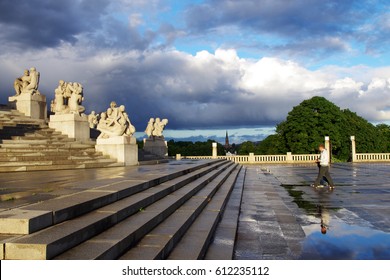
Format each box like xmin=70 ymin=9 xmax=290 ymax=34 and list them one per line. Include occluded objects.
xmin=11 ymin=67 xmax=169 ymax=141
xmin=8 ymin=67 xmax=171 ymax=165
xmin=13 ymin=68 xmax=41 ymax=96
xmin=96 ymin=101 xmax=136 ymax=139
xmin=145 ymin=118 xmax=169 ymax=138
xmin=51 ymin=80 xmax=85 ymax=115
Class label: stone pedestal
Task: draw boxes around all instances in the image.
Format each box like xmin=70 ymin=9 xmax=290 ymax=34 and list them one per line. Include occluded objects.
xmin=143 ymin=138 xmax=168 ymax=158
xmin=96 ymin=136 xmax=138 ymax=166
xmin=8 ymin=94 xmax=47 ymax=120
xmin=49 ymin=114 xmax=90 ymax=141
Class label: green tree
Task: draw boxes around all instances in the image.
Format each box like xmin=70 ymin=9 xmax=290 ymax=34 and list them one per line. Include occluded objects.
xmin=272 ymin=96 xmax=386 ymax=161
xmin=376 ymin=124 xmax=390 ymax=152
xmin=237 ymin=141 xmax=256 ymax=155
xmin=167 ymin=139 xmax=224 ymax=156
xmin=339 ymin=109 xmax=386 ymax=159
xmin=276 ymin=96 xmax=343 ymax=155
xmin=256 ymin=134 xmax=285 ymax=155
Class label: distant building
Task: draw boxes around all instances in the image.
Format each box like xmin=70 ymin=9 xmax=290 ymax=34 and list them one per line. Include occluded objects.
xmin=225 ymin=130 xmax=230 ymax=150
xmin=224 ymin=131 xmax=235 ymax=154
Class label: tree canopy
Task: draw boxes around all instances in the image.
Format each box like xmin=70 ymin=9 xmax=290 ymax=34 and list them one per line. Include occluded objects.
xmin=167 ymin=139 xmax=225 ymax=156
xmin=166 ymin=97 xmax=389 ymax=161
xmin=254 ymin=96 xmax=390 ymax=161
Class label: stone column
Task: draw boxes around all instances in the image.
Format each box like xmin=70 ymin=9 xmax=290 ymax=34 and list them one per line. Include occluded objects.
xmin=324 ymin=136 xmax=331 ymax=162
xmin=8 ymin=94 xmax=47 ymax=120
xmin=212 ymin=142 xmax=217 ymax=159
xmin=351 ymin=136 xmax=356 ymax=162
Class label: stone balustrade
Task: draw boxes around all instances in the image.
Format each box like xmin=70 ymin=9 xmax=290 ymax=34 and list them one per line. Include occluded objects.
xmin=355 ymin=153 xmax=390 ymax=162
xmin=185 ymin=152 xmax=319 ymax=164
xmin=185 ymin=136 xmax=390 ymax=164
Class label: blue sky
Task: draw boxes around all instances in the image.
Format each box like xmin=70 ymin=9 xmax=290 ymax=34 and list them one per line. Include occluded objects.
xmin=0 ymin=0 xmax=390 ymax=143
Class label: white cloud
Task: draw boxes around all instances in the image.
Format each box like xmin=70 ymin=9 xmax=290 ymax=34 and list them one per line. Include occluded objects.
xmin=129 ymin=13 xmax=144 ymax=28
xmin=1 ymin=46 xmax=390 ymax=132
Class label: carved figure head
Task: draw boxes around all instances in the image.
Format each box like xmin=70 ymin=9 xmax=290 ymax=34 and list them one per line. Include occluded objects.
xmin=110 ymin=101 xmax=117 ymax=108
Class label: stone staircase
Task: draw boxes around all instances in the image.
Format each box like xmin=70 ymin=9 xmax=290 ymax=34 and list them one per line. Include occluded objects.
xmin=0 ymin=159 xmax=245 ymax=259
xmin=0 ymin=107 xmax=121 ymax=172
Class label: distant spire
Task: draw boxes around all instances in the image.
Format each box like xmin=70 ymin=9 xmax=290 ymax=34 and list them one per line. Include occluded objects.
xmin=225 ymin=130 xmax=230 ymax=148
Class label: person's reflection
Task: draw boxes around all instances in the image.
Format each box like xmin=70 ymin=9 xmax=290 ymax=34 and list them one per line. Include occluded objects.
xmin=317 ymin=205 xmax=330 ymax=234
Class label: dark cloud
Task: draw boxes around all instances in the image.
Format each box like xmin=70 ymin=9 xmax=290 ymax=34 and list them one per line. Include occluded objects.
xmin=2 ymin=48 xmax=389 ymax=132
xmin=0 ymin=1 xmax=389 ymax=135
xmin=186 ymin=0 xmax=367 ymax=37
xmin=184 ymin=0 xmax=385 ymax=57
xmin=0 ymin=0 xmax=110 ymax=50
xmin=88 ymin=16 xmax=158 ymax=51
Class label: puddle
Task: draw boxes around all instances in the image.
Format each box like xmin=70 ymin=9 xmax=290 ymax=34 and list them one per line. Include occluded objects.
xmin=301 ymin=216 xmax=390 ymax=259
xmin=283 ymin=185 xmax=390 ymax=260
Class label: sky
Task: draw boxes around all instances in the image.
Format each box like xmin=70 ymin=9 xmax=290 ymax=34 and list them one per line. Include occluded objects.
xmin=1 ymin=0 xmax=390 ymax=143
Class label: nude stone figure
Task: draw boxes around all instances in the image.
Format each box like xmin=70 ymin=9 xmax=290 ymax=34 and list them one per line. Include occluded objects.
xmin=13 ymin=69 xmax=30 ymax=96
xmin=51 ymin=80 xmax=85 ymax=115
xmin=13 ymin=67 xmax=41 ymax=96
xmin=97 ymin=102 xmax=136 ymax=139
xmin=144 ymin=118 xmax=155 ymax=138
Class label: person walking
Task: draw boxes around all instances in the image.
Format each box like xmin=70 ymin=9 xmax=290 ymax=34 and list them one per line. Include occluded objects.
xmin=313 ymin=144 xmax=335 ymax=189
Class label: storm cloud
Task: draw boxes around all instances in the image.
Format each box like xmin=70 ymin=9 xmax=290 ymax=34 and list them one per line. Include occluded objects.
xmin=0 ymin=0 xmax=389 ymax=141
xmin=1 ymin=48 xmax=389 ymax=131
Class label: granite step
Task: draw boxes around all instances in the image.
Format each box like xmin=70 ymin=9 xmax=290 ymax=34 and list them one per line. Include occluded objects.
xmin=0 ymin=154 xmax=108 ymax=162
xmin=119 ymin=164 xmax=239 ymax=260
xmin=54 ymin=162 xmax=235 ymax=260
xmin=0 ymin=161 xmax=123 ymax=173
xmin=0 ymin=143 xmax=94 ymax=149
xmin=1 ymin=139 xmax=74 ymax=145
xmin=3 ymin=161 xmax=230 ymax=259
xmin=204 ymin=167 xmax=246 ymax=260
xmin=0 ymin=108 xmax=110 ymax=173
xmin=10 ymin=136 xmax=75 ymax=141
xmin=0 ymin=158 xmax=116 ymax=167
xmin=0 ymin=148 xmax=98 ymax=154
xmin=0 ymin=160 xmax=226 ymax=235
xmin=167 ymin=166 xmax=242 ymax=260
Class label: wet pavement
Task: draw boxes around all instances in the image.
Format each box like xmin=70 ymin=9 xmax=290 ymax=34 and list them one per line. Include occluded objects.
xmin=1 ymin=160 xmax=389 ymax=259
xmin=0 ymin=160 xmax=205 ymax=210
xmin=234 ymin=163 xmax=390 ymax=260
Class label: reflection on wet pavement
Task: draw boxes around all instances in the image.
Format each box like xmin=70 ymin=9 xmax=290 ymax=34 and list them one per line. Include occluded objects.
xmin=301 ymin=212 xmax=390 ymax=259
xmin=235 ymin=163 xmax=390 ymax=260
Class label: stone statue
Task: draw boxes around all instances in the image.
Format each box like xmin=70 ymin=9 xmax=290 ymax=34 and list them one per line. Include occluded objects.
xmin=68 ymin=84 xmax=84 ymax=114
xmin=152 ymin=118 xmax=168 ymax=137
xmin=96 ymin=101 xmax=136 ymax=139
xmin=144 ymin=118 xmax=155 ymax=137
xmin=53 ymin=80 xmax=66 ymax=113
xmin=88 ymin=111 xmax=99 ymax=129
xmin=13 ymin=67 xmax=41 ymax=96
xmin=145 ymin=117 xmax=168 ymax=138
xmin=13 ymin=69 xmax=29 ymax=96
xmin=51 ymin=80 xmax=85 ymax=115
